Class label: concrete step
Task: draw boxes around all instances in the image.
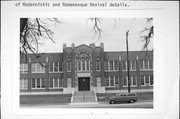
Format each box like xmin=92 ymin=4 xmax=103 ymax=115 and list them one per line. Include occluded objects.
xmin=72 ymin=91 xmax=97 ymax=103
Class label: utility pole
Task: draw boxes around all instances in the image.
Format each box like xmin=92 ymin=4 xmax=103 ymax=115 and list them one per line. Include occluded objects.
xmin=126 ymin=30 xmax=131 ymax=93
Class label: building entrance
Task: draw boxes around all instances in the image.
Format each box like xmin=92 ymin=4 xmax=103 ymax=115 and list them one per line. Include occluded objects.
xmin=78 ymin=77 xmax=90 ymax=91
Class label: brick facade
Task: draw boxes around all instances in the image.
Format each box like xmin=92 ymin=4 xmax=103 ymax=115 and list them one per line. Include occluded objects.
xmin=20 ymin=43 xmax=153 ymax=94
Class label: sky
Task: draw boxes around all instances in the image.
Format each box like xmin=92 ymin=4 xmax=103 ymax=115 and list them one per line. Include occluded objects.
xmin=38 ymin=18 xmax=153 ymax=53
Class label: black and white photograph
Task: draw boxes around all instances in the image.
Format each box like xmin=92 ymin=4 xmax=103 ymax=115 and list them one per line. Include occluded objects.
xmin=20 ymin=18 xmax=153 ymax=108
xmin=1 ymin=1 xmax=179 ymax=119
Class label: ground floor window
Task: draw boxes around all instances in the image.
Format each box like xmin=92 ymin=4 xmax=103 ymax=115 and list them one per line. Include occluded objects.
xmin=123 ymin=76 xmax=137 ymax=87
xmin=49 ymin=78 xmax=63 ymax=88
xmin=140 ymin=75 xmax=153 ymax=86
xmin=20 ymin=79 xmax=28 ymax=89
xmin=32 ymin=78 xmax=45 ymax=89
xmin=105 ymin=76 xmax=119 ymax=87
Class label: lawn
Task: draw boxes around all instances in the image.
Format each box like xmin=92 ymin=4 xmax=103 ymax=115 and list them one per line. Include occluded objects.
xmin=96 ymin=92 xmax=153 ymax=102
xmin=20 ymin=94 xmax=72 ymax=105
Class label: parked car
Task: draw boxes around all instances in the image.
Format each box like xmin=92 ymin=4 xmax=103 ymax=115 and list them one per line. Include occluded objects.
xmin=109 ymin=93 xmax=137 ymax=104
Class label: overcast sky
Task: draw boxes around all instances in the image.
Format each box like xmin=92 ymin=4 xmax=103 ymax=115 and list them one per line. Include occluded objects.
xmin=38 ymin=18 xmax=153 ymax=53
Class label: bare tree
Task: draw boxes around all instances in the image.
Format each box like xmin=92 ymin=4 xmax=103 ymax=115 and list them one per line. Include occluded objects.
xmin=20 ymin=18 xmax=60 ymax=62
xmin=20 ymin=17 xmax=153 ymax=60
xmin=89 ymin=18 xmax=103 ymax=39
xmin=140 ymin=18 xmax=154 ymax=50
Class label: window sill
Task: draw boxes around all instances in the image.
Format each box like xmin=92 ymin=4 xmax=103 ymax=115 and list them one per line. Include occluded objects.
xmin=49 ymin=72 xmax=63 ymax=73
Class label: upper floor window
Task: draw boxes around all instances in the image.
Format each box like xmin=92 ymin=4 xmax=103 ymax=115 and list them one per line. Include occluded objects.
xmin=131 ymin=60 xmax=136 ymax=70
xmin=77 ymin=58 xmax=90 ymax=71
xmin=31 ymin=63 xmax=45 ymax=73
xmin=96 ymin=60 xmax=101 ymax=71
xmin=114 ymin=61 xmax=119 ymax=70
xmin=122 ymin=61 xmax=127 ymax=70
xmin=78 ymin=60 xmax=81 ymax=71
xmin=140 ymin=60 xmax=153 ymax=70
xmin=122 ymin=60 xmax=136 ymax=71
xmin=20 ymin=63 xmax=28 ymax=73
xmin=149 ymin=60 xmax=153 ymax=69
xmin=109 ymin=61 xmax=113 ymax=70
xmin=104 ymin=61 xmax=119 ymax=71
xmin=82 ymin=59 xmax=86 ymax=70
xmin=104 ymin=61 xmax=108 ymax=70
xmin=86 ymin=59 xmax=90 ymax=70
xmin=49 ymin=62 xmax=63 ymax=73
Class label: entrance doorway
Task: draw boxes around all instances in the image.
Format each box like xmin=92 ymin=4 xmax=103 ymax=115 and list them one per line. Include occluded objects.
xmin=78 ymin=77 xmax=90 ymax=91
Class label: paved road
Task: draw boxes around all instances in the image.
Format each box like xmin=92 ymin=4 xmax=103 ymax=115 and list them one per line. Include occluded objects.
xmin=21 ymin=100 xmax=153 ymax=108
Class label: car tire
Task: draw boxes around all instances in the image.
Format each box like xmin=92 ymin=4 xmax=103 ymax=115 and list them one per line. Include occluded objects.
xmin=110 ymin=100 xmax=115 ymax=104
xmin=129 ymin=99 xmax=134 ymax=103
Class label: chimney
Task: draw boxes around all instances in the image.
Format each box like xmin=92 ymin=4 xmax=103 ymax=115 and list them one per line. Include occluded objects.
xmin=91 ymin=43 xmax=95 ymax=48
xmin=100 ymin=43 xmax=104 ymax=49
xmin=63 ymin=43 xmax=66 ymax=49
xmin=71 ymin=43 xmax=75 ymax=49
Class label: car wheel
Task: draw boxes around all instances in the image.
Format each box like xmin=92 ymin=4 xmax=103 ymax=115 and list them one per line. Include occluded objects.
xmin=129 ymin=99 xmax=134 ymax=103
xmin=110 ymin=100 xmax=115 ymax=104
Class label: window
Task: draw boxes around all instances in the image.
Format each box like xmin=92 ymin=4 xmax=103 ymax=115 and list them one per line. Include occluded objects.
xmin=110 ymin=77 xmax=114 ymax=86
xmin=144 ymin=60 xmax=148 ymax=69
xmin=145 ymin=76 xmax=150 ymax=85
xmin=78 ymin=60 xmax=81 ymax=71
xmin=105 ymin=77 xmax=109 ymax=86
xmin=49 ymin=62 xmax=63 ymax=72
xmin=49 ymin=78 xmax=53 ymax=88
xmin=67 ymin=62 xmax=71 ymax=72
xmin=82 ymin=59 xmax=85 ymax=70
xmin=131 ymin=60 xmax=136 ymax=70
xmin=131 ymin=76 xmax=137 ymax=86
xmin=122 ymin=61 xmax=127 ymax=70
xmin=59 ymin=62 xmax=63 ymax=71
xmin=20 ymin=63 xmax=28 ymax=73
xmin=150 ymin=75 xmax=153 ymax=85
xmin=96 ymin=60 xmax=101 ymax=71
xmin=149 ymin=60 xmax=153 ymax=69
xmin=140 ymin=76 xmax=145 ymax=86
xmin=109 ymin=61 xmax=113 ymax=70
xmin=31 ymin=78 xmax=45 ymax=89
xmin=140 ymin=75 xmax=153 ymax=86
xmin=49 ymin=62 xmax=53 ymax=72
xmin=59 ymin=78 xmax=63 ymax=87
xmin=140 ymin=60 xmax=144 ymax=69
xmin=20 ymin=79 xmax=28 ymax=89
xmin=32 ymin=78 xmax=36 ymax=88
xmin=49 ymin=78 xmax=63 ymax=88
xmin=140 ymin=60 xmax=153 ymax=70
xmin=123 ymin=76 xmax=137 ymax=87
xmin=128 ymin=61 xmax=131 ymax=70
xmin=123 ymin=76 xmax=128 ymax=86
xmin=115 ymin=76 xmax=119 ymax=86
xmin=86 ymin=60 xmax=90 ymax=70
xmin=105 ymin=76 xmax=119 ymax=87
xmin=77 ymin=58 xmax=90 ymax=71
xmin=114 ymin=61 xmax=119 ymax=70
xmin=54 ymin=62 xmax=59 ymax=72
xmin=105 ymin=61 xmax=119 ymax=71
xmin=104 ymin=61 xmax=108 ymax=70
xmin=54 ymin=78 xmax=59 ymax=88
xmin=32 ymin=63 xmax=45 ymax=73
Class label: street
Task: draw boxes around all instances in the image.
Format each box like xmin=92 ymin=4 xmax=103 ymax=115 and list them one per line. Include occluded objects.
xmin=21 ymin=100 xmax=153 ymax=108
